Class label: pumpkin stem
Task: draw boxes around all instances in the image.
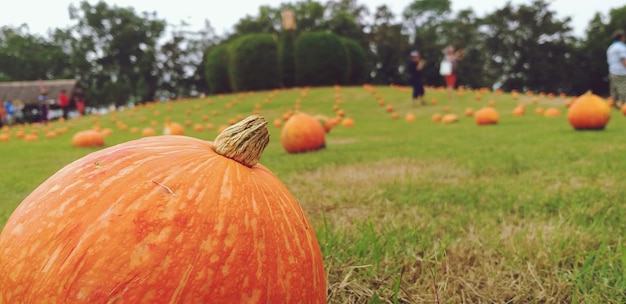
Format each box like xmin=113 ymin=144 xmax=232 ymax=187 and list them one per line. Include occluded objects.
xmin=213 ymin=115 xmax=270 ymax=167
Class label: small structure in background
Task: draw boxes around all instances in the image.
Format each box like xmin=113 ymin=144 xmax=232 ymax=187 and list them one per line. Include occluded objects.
xmin=281 ymin=10 xmax=296 ymax=30
xmin=0 ymin=79 xmax=84 ymax=123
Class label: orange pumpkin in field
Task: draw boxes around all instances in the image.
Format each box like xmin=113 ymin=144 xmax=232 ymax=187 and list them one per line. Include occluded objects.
xmin=543 ymin=107 xmax=560 ymax=117
xmin=141 ymin=127 xmax=156 ymax=137
xmin=280 ymin=112 xmax=326 ymax=153
xmin=567 ymin=91 xmax=611 ymax=130
xmin=0 ymin=115 xmax=326 ymax=303
xmin=72 ymin=129 xmax=105 ymax=147
xmin=441 ymin=113 xmax=458 ymax=124
xmin=341 ymin=117 xmax=355 ymax=127
xmin=474 ymin=107 xmax=499 ymax=125
xmin=163 ymin=122 xmax=185 ymax=135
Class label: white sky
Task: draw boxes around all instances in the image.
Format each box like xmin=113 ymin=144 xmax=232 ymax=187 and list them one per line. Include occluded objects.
xmin=2 ymin=0 xmax=625 ymax=38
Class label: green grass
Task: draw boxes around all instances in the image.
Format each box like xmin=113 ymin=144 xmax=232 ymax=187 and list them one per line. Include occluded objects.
xmin=1 ymin=85 xmax=626 ymax=303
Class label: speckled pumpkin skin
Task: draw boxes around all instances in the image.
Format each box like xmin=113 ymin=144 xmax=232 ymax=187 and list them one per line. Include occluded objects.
xmin=0 ymin=135 xmax=326 ymax=303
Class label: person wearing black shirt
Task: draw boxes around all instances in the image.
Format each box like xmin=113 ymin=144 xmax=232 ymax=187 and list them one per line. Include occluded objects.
xmin=408 ymin=50 xmax=426 ymax=107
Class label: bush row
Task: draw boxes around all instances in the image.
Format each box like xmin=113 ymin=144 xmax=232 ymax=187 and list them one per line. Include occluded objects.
xmin=204 ymin=31 xmax=368 ymax=94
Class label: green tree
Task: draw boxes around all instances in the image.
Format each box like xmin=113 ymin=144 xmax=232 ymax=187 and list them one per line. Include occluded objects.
xmin=158 ymin=20 xmax=218 ymax=99
xmin=324 ymin=0 xmax=368 ymax=41
xmin=69 ymin=0 xmax=166 ymax=106
xmin=0 ymin=25 xmax=73 ymax=82
xmin=479 ymin=0 xmax=578 ymax=93
xmin=230 ymin=5 xmax=281 ymax=40
xmin=368 ymin=5 xmax=409 ymax=84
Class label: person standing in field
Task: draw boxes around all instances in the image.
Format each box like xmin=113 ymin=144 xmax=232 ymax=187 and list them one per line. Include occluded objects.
xmin=58 ymin=89 xmax=70 ymax=120
xmin=75 ymin=95 xmax=86 ymax=116
xmin=408 ymin=50 xmax=426 ymax=107
xmin=441 ymin=45 xmax=464 ymax=100
xmin=607 ymin=29 xmax=626 ymax=109
xmin=0 ymin=100 xmax=6 ymax=128
xmin=38 ymin=90 xmax=50 ymax=124
xmin=4 ymin=100 xmax=14 ymax=125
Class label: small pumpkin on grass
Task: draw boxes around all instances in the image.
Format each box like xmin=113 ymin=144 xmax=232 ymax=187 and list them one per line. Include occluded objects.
xmin=141 ymin=127 xmax=156 ymax=137
xmin=567 ymin=91 xmax=611 ymax=130
xmin=441 ymin=113 xmax=459 ymax=124
xmin=280 ymin=112 xmax=326 ymax=153
xmin=543 ymin=107 xmax=560 ymax=117
xmin=0 ymin=115 xmax=326 ymax=303
xmin=72 ymin=129 xmax=105 ymax=147
xmin=163 ymin=122 xmax=185 ymax=135
xmin=474 ymin=107 xmax=499 ymax=125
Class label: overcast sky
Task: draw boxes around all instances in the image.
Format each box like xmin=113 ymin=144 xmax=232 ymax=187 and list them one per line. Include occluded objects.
xmin=3 ymin=0 xmax=625 ymax=38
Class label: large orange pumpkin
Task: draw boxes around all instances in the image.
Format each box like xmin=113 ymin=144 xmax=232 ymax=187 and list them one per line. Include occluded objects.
xmin=474 ymin=107 xmax=499 ymax=125
xmin=567 ymin=92 xmax=611 ymax=130
xmin=0 ymin=115 xmax=326 ymax=303
xmin=280 ymin=112 xmax=326 ymax=153
xmin=72 ymin=129 xmax=105 ymax=147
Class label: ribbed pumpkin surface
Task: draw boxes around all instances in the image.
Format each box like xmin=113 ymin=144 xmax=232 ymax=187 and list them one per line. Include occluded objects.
xmin=0 ymin=135 xmax=326 ymax=303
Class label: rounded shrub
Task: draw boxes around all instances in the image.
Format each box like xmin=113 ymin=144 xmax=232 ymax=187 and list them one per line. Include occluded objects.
xmin=204 ymin=44 xmax=233 ymax=94
xmin=279 ymin=31 xmax=297 ymax=88
xmin=229 ymin=33 xmax=282 ymax=92
xmin=342 ymin=38 xmax=369 ymax=85
xmin=295 ymin=32 xmax=349 ymax=86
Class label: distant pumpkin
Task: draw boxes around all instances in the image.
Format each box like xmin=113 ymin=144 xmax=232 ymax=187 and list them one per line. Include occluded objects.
xmin=567 ymin=92 xmax=610 ymax=130
xmin=441 ymin=114 xmax=458 ymax=124
xmin=512 ymin=106 xmax=525 ymax=116
xmin=341 ymin=117 xmax=355 ymax=127
xmin=72 ymin=130 xmax=105 ymax=147
xmin=163 ymin=122 xmax=185 ymax=135
xmin=474 ymin=107 xmax=499 ymax=125
xmin=543 ymin=107 xmax=560 ymax=117
xmin=280 ymin=112 xmax=326 ymax=153
xmin=141 ymin=127 xmax=156 ymax=137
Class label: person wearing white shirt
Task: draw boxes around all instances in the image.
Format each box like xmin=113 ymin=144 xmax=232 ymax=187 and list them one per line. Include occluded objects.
xmin=607 ymin=30 xmax=626 ymax=109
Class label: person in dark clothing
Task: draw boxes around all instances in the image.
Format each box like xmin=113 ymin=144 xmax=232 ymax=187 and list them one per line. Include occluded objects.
xmin=38 ymin=90 xmax=50 ymax=124
xmin=408 ymin=50 xmax=426 ymax=107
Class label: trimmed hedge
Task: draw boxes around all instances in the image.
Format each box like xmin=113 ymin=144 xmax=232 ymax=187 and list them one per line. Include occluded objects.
xmin=279 ymin=30 xmax=297 ymax=88
xmin=204 ymin=44 xmax=232 ymax=94
xmin=295 ymin=32 xmax=349 ymax=86
xmin=342 ymin=38 xmax=369 ymax=85
xmin=228 ymin=33 xmax=282 ymax=92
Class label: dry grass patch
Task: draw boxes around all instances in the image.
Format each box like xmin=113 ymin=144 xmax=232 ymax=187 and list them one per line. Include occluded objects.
xmin=283 ymin=159 xmax=625 ymax=303
xmin=285 ymin=158 xmax=469 ymax=228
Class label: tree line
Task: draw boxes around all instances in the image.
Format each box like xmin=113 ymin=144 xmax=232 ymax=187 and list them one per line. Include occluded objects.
xmin=0 ymin=0 xmax=625 ymax=107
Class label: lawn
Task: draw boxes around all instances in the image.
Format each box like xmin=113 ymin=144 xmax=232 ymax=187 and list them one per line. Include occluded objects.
xmin=1 ymin=85 xmax=625 ymax=303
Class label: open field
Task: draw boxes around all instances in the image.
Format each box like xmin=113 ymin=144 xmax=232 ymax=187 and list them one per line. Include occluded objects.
xmin=1 ymin=85 xmax=625 ymax=303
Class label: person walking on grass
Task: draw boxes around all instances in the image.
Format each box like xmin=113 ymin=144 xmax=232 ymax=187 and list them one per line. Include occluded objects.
xmin=408 ymin=50 xmax=426 ymax=107
xmin=607 ymin=29 xmax=626 ymax=109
